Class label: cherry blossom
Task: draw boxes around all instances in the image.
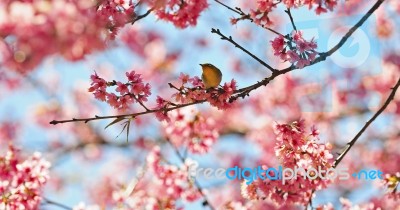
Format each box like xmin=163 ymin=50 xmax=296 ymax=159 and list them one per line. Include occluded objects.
xmin=170 ymin=73 xmax=238 ymax=110
xmin=241 ymin=120 xmax=334 ymax=206
xmin=0 ymin=0 xmax=139 ymax=72
xmin=163 ymin=107 xmax=219 ymax=154
xmin=88 ymin=70 xmax=151 ymax=110
xmin=146 ymin=146 xmax=202 ymax=204
xmin=271 ymin=30 xmax=318 ymax=68
xmin=144 ymin=0 xmax=208 ymax=28
xmin=0 ymin=146 xmax=50 ymax=210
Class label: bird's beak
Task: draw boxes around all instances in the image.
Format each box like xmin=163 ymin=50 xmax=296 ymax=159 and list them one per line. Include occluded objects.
xmin=199 ymin=64 xmax=203 ymax=67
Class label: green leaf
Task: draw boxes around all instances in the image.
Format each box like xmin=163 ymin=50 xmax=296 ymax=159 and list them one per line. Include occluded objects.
xmin=105 ymin=117 xmax=126 ymax=130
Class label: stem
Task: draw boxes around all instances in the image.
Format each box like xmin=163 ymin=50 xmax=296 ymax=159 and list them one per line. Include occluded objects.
xmin=50 ymin=100 xmax=204 ymax=125
xmin=131 ymin=8 xmax=153 ymax=25
xmin=333 ymin=77 xmax=400 ymax=168
xmin=325 ymin=0 xmax=385 ymax=57
xmin=285 ymin=8 xmax=297 ymax=31
xmin=214 ymin=0 xmax=241 ymax=14
xmin=211 ymin=28 xmax=277 ymax=72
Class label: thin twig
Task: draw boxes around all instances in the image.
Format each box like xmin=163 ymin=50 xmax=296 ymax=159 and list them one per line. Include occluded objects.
xmin=333 ymin=77 xmax=400 ymax=168
xmin=42 ymin=198 xmax=72 ymax=210
xmin=165 ymin=138 xmax=216 ymax=210
xmin=132 ymin=94 xmax=150 ymax=111
xmin=131 ymin=8 xmax=153 ymax=25
xmin=214 ymin=0 xmax=241 ymax=14
xmin=285 ymin=8 xmax=297 ymax=31
xmin=304 ymin=190 xmax=314 ymax=210
xmin=50 ymin=100 xmax=204 ymax=124
xmin=213 ymin=0 xmax=283 ymax=36
xmin=211 ymin=28 xmax=277 ymax=72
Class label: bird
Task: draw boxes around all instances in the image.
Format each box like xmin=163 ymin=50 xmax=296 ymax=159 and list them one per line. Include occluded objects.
xmin=200 ymin=63 xmax=222 ymax=89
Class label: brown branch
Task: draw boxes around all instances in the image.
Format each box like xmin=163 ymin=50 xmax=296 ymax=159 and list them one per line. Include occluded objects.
xmin=131 ymin=8 xmax=153 ymax=25
xmin=285 ymin=8 xmax=297 ymax=31
xmin=211 ymin=28 xmax=277 ymax=72
xmin=325 ymin=0 xmax=384 ymax=58
xmin=132 ymin=94 xmax=150 ymax=111
xmin=50 ymin=100 xmax=204 ymax=125
xmin=333 ymin=76 xmax=400 ymax=168
xmin=214 ymin=0 xmax=242 ymax=14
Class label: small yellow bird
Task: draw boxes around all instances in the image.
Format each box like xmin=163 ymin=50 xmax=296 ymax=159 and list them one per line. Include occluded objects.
xmin=200 ymin=63 xmax=222 ymax=89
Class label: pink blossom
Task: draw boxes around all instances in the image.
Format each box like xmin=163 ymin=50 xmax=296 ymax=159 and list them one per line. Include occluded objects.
xmin=0 ymin=146 xmax=50 ymax=209
xmin=89 ymin=71 xmax=151 ymax=110
xmin=242 ymin=120 xmax=334 ymax=206
xmin=93 ymin=90 xmax=107 ymax=101
xmin=207 ymin=79 xmax=237 ymax=110
xmin=179 ymin=73 xmax=190 ymax=85
xmin=270 ymin=35 xmax=285 ymax=55
xmin=249 ymin=0 xmax=276 ymax=26
xmin=115 ymin=82 xmax=129 ymax=95
xmin=164 ymin=107 xmax=219 ymax=154
xmin=296 ymin=58 xmax=310 ymax=69
xmin=154 ymin=96 xmax=171 ymax=122
xmin=89 ymin=73 xmax=107 ymax=92
xmin=145 ymin=146 xmax=202 ymax=202
xmin=0 ymin=0 xmax=136 ymax=71
xmin=126 ymin=71 xmax=142 ymax=83
xmin=118 ymin=95 xmax=132 ymax=110
xmin=106 ymin=93 xmax=119 ymax=108
xmin=145 ymin=0 xmax=208 ymax=28
xmin=270 ymin=30 xmax=318 ymax=68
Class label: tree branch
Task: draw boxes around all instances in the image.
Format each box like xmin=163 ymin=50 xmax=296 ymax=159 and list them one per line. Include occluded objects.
xmin=131 ymin=8 xmax=153 ymax=25
xmin=333 ymin=76 xmax=400 ymax=168
xmin=285 ymin=8 xmax=297 ymax=31
xmin=50 ymin=100 xmax=204 ymax=125
xmin=50 ymin=0 xmax=386 ymax=125
xmin=325 ymin=0 xmax=384 ymax=57
xmin=214 ymin=0 xmax=242 ymax=14
xmin=211 ymin=28 xmax=277 ymax=72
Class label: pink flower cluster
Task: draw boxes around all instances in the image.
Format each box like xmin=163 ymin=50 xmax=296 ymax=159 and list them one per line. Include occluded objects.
xmin=232 ymin=0 xmax=338 ymax=26
xmin=271 ymin=31 xmax=318 ymax=68
xmin=144 ymin=0 xmax=208 ymax=28
xmin=249 ymin=0 xmax=277 ymax=26
xmin=0 ymin=146 xmax=50 ymax=210
xmin=146 ymin=146 xmax=201 ymax=202
xmin=163 ymin=107 xmax=219 ymax=154
xmin=96 ymin=0 xmax=135 ymax=39
xmin=241 ymin=120 xmax=334 ymax=206
xmin=282 ymin=0 xmax=338 ymax=14
xmin=0 ymin=0 xmax=135 ymax=72
xmin=88 ymin=71 xmax=151 ymax=110
xmin=171 ymin=73 xmax=237 ymax=109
